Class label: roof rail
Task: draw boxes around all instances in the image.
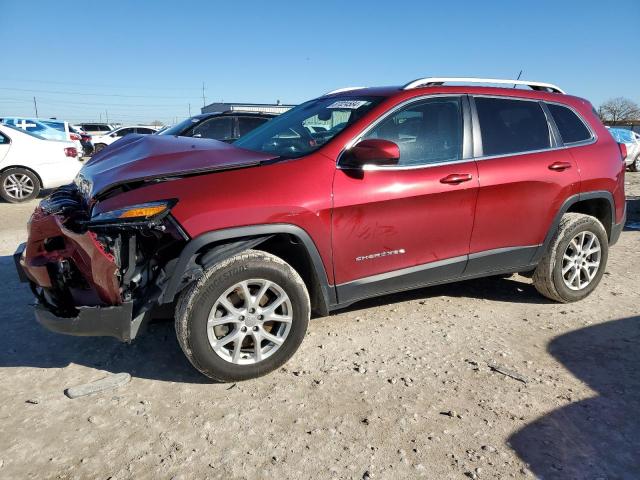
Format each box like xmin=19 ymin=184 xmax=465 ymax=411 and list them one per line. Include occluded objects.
xmin=323 ymin=86 xmax=366 ymax=96
xmin=402 ymin=77 xmax=565 ymax=94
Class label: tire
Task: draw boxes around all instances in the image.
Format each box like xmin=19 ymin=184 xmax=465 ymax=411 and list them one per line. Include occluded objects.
xmin=629 ymin=155 xmax=640 ymax=172
xmin=93 ymin=143 xmax=107 ymax=154
xmin=0 ymin=168 xmax=41 ymax=203
xmin=533 ymin=213 xmax=608 ymax=303
xmin=175 ymin=249 xmax=310 ymax=382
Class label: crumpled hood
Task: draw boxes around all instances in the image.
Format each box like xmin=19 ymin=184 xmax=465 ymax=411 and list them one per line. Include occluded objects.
xmin=77 ymin=134 xmax=278 ymax=198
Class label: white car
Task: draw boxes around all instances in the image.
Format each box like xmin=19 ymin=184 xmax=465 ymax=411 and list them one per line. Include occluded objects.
xmin=0 ymin=124 xmax=82 ymax=203
xmin=92 ymin=125 xmax=159 ymax=153
xmin=608 ymin=127 xmax=640 ymax=172
xmin=39 ymin=119 xmax=84 ymax=156
xmin=75 ymin=123 xmax=117 ymax=136
xmin=2 ymin=117 xmax=83 ymax=157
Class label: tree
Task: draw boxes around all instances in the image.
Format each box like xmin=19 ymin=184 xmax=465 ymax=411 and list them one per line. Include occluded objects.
xmin=597 ymin=97 xmax=640 ymax=123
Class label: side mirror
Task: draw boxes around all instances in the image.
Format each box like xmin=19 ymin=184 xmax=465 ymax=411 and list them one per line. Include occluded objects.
xmin=342 ymin=139 xmax=400 ymax=169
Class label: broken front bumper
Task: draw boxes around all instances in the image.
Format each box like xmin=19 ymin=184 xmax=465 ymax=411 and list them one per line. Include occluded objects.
xmin=15 ymin=243 xmax=142 ymax=342
xmin=34 ymin=302 xmax=143 ymax=342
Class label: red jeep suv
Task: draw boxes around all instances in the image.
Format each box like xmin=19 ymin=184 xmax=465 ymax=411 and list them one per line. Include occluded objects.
xmin=15 ymin=77 xmax=626 ymax=381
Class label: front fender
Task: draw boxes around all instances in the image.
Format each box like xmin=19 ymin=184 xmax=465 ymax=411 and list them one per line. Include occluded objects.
xmin=157 ymin=224 xmax=336 ymax=313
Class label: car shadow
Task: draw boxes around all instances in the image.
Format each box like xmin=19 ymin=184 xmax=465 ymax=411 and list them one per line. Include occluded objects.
xmin=509 ymin=315 xmax=640 ymax=478
xmin=340 ymin=273 xmax=552 ymax=314
xmin=624 ymin=195 xmax=640 ymax=230
xmin=0 ymin=255 xmax=209 ymax=384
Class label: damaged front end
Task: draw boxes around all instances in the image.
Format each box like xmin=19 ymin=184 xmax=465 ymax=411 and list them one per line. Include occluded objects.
xmin=15 ymin=184 xmax=187 ymax=342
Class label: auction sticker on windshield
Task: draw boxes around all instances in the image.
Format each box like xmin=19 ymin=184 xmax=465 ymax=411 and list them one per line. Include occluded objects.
xmin=327 ymin=100 xmax=370 ymax=109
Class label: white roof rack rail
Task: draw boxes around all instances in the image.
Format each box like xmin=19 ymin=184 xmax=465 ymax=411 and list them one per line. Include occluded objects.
xmin=323 ymin=86 xmax=366 ymax=96
xmin=402 ymin=77 xmax=565 ymax=94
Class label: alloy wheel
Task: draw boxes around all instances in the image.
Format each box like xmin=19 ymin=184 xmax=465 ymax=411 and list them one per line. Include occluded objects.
xmin=207 ymin=279 xmax=293 ymax=365
xmin=561 ymin=231 xmax=601 ymax=291
xmin=3 ymin=173 xmax=35 ymax=200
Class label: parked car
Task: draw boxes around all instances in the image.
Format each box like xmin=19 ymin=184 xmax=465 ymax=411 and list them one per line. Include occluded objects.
xmin=0 ymin=124 xmax=80 ymax=203
xmin=92 ymin=125 xmax=159 ymax=153
xmin=15 ymin=77 xmax=626 ymax=382
xmin=1 ymin=117 xmax=67 ymax=141
xmin=608 ymin=127 xmax=640 ymax=171
xmin=1 ymin=117 xmax=84 ymax=155
xmin=70 ymin=125 xmax=94 ymax=157
xmin=39 ymin=119 xmax=84 ymax=156
xmin=154 ymin=125 xmax=170 ymax=135
xmin=76 ymin=123 xmax=117 ymax=136
xmin=158 ymin=112 xmax=276 ymax=142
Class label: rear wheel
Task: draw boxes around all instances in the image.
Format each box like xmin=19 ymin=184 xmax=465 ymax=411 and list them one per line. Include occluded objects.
xmin=93 ymin=143 xmax=107 ymax=154
xmin=533 ymin=213 xmax=608 ymax=303
xmin=0 ymin=168 xmax=40 ymax=203
xmin=175 ymin=250 xmax=310 ymax=382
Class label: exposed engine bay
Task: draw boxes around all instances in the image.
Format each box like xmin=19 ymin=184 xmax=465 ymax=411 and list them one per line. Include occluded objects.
xmin=19 ymin=184 xmax=187 ymax=325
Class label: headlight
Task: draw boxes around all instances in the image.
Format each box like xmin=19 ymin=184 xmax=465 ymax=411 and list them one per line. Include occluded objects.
xmin=90 ymin=200 xmax=176 ymax=225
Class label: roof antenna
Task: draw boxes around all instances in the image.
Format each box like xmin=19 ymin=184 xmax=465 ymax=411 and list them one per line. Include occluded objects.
xmin=513 ymin=70 xmax=523 ymax=88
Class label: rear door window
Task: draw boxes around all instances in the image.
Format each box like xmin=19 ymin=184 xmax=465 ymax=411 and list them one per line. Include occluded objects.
xmin=546 ymin=103 xmax=592 ymax=144
xmin=191 ymin=117 xmax=234 ymax=141
xmin=115 ymin=127 xmax=135 ymax=137
xmin=475 ymin=97 xmax=551 ymax=156
xmin=238 ymin=116 xmax=269 ymax=136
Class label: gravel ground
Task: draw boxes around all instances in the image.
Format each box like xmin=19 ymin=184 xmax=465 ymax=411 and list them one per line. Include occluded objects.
xmin=0 ymin=174 xmax=638 ymax=479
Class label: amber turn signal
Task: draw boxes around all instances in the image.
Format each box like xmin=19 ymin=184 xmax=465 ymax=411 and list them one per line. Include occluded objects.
xmin=118 ymin=205 xmax=168 ymax=219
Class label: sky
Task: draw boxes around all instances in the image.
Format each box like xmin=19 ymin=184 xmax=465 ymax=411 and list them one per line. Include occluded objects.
xmin=1 ymin=0 xmax=638 ymax=125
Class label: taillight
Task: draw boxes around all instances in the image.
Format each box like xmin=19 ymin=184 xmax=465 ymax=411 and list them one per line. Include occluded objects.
xmin=70 ymin=133 xmax=81 ymax=141
xmin=618 ymin=143 xmax=627 ymax=161
xmin=64 ymin=147 xmax=78 ymax=158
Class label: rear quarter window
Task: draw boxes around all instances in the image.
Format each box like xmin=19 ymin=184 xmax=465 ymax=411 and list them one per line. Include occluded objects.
xmin=546 ymin=103 xmax=592 ymax=144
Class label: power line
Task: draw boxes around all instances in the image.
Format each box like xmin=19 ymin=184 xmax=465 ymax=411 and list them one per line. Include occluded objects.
xmin=0 ymin=86 xmax=202 ymax=100
xmin=0 ymin=96 xmax=194 ymax=109
xmin=2 ymin=77 xmax=204 ymax=92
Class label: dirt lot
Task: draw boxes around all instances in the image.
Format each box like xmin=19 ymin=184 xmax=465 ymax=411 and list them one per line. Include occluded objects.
xmin=0 ymin=175 xmax=638 ymax=480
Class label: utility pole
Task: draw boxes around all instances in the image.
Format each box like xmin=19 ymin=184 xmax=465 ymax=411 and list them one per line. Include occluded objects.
xmin=188 ymin=103 xmax=191 ymax=116
xmin=33 ymin=96 xmax=38 ymax=117
xmin=202 ymin=82 xmax=206 ymax=108
xmin=105 ymin=110 xmax=109 ymax=124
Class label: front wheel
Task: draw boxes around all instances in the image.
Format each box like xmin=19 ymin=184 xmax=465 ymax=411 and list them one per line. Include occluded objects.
xmin=533 ymin=213 xmax=608 ymax=303
xmin=175 ymin=250 xmax=310 ymax=382
xmin=0 ymin=168 xmax=41 ymax=203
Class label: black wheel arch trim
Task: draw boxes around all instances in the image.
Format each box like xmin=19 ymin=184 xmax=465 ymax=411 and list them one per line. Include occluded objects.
xmin=158 ymin=224 xmax=336 ymax=311
xmin=532 ymin=190 xmax=616 ymax=263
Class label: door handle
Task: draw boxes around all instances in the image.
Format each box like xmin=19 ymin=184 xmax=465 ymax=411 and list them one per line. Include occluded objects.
xmin=440 ymin=173 xmax=473 ymax=184
xmin=548 ymin=161 xmax=572 ymax=171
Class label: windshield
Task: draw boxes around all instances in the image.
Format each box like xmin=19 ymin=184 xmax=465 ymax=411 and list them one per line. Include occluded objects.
xmin=40 ymin=120 xmax=67 ymax=132
xmin=609 ymin=128 xmax=634 ymax=143
xmin=158 ymin=117 xmax=202 ymax=136
xmin=1 ymin=123 xmax=47 ymax=140
xmin=234 ymin=96 xmax=382 ymax=158
xmin=1 ymin=118 xmax=67 ymax=141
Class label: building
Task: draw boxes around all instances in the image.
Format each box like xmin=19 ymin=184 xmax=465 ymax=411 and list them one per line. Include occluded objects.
xmin=604 ymin=120 xmax=640 ymax=134
xmin=201 ymin=102 xmax=295 ymax=115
